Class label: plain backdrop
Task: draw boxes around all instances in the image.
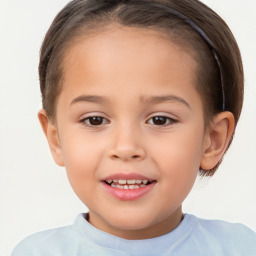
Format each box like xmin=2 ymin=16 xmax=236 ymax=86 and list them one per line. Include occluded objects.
xmin=0 ymin=0 xmax=255 ymax=255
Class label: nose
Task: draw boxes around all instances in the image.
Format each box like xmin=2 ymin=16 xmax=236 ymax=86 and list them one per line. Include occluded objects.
xmin=109 ymin=125 xmax=146 ymax=161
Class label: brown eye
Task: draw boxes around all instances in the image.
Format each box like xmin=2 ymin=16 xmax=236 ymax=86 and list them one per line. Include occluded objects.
xmin=147 ymin=116 xmax=177 ymax=126
xmin=152 ymin=116 xmax=167 ymax=125
xmin=82 ymin=116 xmax=108 ymax=126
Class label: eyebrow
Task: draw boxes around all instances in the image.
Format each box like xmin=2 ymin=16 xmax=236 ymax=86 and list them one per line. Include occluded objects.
xmin=70 ymin=95 xmax=109 ymax=105
xmin=70 ymin=94 xmax=191 ymax=109
xmin=141 ymin=95 xmax=191 ymax=109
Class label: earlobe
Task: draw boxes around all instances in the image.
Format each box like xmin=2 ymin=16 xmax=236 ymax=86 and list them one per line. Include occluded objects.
xmin=38 ymin=109 xmax=64 ymax=167
xmin=200 ymin=111 xmax=235 ymax=171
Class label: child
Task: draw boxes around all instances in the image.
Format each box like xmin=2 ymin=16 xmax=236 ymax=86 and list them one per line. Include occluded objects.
xmin=12 ymin=0 xmax=256 ymax=255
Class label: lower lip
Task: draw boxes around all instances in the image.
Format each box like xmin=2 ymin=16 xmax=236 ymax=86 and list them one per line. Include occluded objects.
xmin=102 ymin=182 xmax=156 ymax=201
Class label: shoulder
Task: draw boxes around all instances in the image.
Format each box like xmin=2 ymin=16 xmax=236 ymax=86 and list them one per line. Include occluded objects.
xmin=194 ymin=215 xmax=256 ymax=239
xmin=188 ymin=214 xmax=256 ymax=255
xmin=11 ymin=225 xmax=78 ymax=256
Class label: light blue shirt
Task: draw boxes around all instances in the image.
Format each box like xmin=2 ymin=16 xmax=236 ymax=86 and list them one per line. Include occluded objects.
xmin=11 ymin=213 xmax=256 ymax=255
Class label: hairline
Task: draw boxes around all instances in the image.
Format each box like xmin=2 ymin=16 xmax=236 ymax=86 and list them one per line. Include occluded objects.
xmin=47 ymin=23 xmax=214 ymax=128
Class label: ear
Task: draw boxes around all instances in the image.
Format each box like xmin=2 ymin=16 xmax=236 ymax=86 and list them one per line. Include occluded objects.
xmin=200 ymin=111 xmax=235 ymax=170
xmin=38 ymin=109 xmax=64 ymax=167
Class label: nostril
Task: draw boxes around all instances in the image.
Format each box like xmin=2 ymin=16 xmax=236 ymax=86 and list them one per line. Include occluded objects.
xmin=110 ymin=154 xmax=142 ymax=161
xmin=111 ymin=154 xmax=140 ymax=160
xmin=109 ymin=148 xmax=146 ymax=161
xmin=111 ymin=155 xmax=120 ymax=160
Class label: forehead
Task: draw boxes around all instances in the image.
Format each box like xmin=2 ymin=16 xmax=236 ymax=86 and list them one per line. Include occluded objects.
xmin=60 ymin=26 xmax=199 ymax=104
xmin=65 ymin=27 xmax=196 ymax=78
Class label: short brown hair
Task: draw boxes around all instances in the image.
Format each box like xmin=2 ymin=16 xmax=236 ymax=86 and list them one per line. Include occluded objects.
xmin=39 ymin=0 xmax=244 ymax=176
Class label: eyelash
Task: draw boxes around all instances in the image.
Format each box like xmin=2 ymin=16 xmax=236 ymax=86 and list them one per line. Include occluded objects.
xmin=146 ymin=116 xmax=178 ymax=126
xmin=80 ymin=116 xmax=109 ymax=127
xmin=80 ymin=115 xmax=178 ymax=127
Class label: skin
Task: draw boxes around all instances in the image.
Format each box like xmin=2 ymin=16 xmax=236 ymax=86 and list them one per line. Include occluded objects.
xmin=39 ymin=26 xmax=234 ymax=239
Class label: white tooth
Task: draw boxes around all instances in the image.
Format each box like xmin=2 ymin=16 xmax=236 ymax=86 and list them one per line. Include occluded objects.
xmin=140 ymin=184 xmax=146 ymax=188
xmin=124 ymin=185 xmax=129 ymax=189
xmin=136 ymin=180 xmax=142 ymax=184
xmin=129 ymin=185 xmax=135 ymax=189
xmin=107 ymin=179 xmax=112 ymax=184
xmin=134 ymin=185 xmax=140 ymax=189
xmin=117 ymin=185 xmax=123 ymax=189
xmin=118 ymin=179 xmax=126 ymax=184
xmin=143 ymin=180 xmax=148 ymax=184
xmin=113 ymin=179 xmax=118 ymax=183
xmin=127 ymin=179 xmax=136 ymax=185
xmin=111 ymin=183 xmax=117 ymax=188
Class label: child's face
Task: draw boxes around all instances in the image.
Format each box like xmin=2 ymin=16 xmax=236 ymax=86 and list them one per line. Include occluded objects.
xmin=50 ymin=27 xmax=211 ymax=239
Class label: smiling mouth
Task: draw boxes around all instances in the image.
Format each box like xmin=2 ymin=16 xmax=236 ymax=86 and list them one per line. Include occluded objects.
xmin=104 ymin=179 xmax=153 ymax=190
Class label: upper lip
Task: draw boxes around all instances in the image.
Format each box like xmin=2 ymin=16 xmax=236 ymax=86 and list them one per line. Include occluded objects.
xmin=102 ymin=172 xmax=155 ymax=182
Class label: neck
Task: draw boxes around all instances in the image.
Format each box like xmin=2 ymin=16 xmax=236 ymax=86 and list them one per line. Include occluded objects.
xmin=88 ymin=207 xmax=184 ymax=240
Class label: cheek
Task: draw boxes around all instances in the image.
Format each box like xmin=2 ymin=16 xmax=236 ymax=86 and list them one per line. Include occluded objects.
xmin=59 ymin=130 xmax=105 ymax=195
xmin=152 ymin=128 xmax=203 ymax=170
xmin=151 ymin=128 xmax=203 ymax=195
xmin=60 ymin=128 xmax=104 ymax=166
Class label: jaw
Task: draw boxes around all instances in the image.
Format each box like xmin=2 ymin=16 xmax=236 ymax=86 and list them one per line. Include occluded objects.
xmin=88 ymin=204 xmax=183 ymax=240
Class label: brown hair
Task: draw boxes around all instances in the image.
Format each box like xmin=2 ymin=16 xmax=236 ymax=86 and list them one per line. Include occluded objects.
xmin=39 ymin=0 xmax=244 ymax=176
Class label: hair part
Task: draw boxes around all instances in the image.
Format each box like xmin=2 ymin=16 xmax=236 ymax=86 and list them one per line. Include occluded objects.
xmin=39 ymin=0 xmax=244 ymax=176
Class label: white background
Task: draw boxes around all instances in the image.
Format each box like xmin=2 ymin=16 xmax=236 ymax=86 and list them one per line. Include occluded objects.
xmin=0 ymin=0 xmax=255 ymax=255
